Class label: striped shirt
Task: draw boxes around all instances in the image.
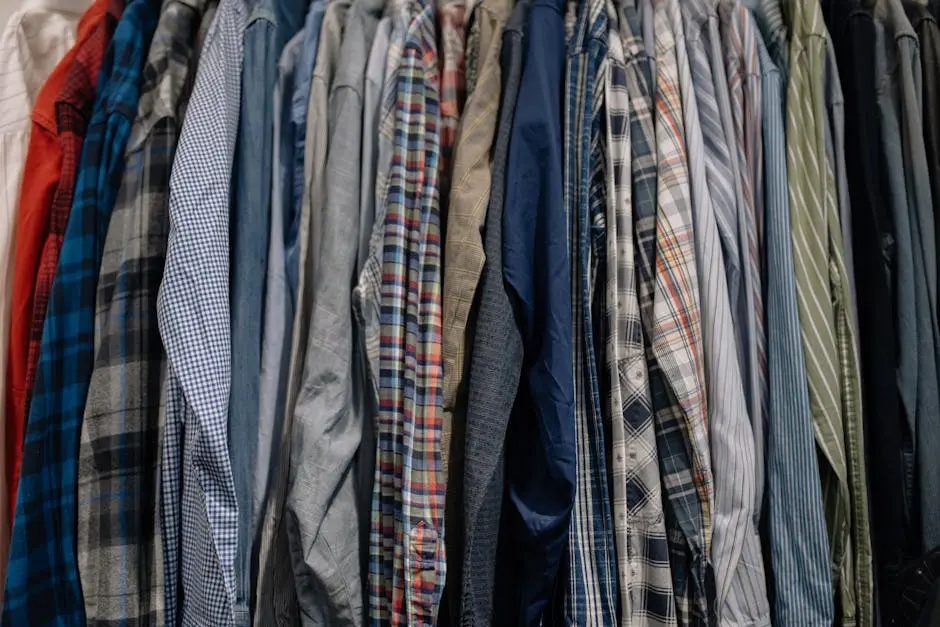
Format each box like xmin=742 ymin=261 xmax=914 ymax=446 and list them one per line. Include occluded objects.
xmin=674 ymin=0 xmax=770 ymax=622
xmin=605 ymin=2 xmax=676 ymax=623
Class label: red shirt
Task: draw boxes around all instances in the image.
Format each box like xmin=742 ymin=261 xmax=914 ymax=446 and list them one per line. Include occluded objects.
xmin=5 ymin=0 xmax=122 ymax=519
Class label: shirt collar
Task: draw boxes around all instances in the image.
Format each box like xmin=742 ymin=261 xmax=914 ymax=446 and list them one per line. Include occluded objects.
xmin=19 ymin=0 xmax=92 ymax=15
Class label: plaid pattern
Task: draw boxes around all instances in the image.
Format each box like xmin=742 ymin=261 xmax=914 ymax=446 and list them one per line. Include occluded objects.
xmin=437 ymin=1 xmax=465 ymax=212
xmin=2 ymin=0 xmax=160 ymax=623
xmin=564 ymin=0 xmax=618 ymax=622
xmin=604 ymin=5 xmax=677 ymax=625
xmin=7 ymin=0 xmax=122 ymax=515
xmin=717 ymin=0 xmax=767 ymax=509
xmin=367 ymin=2 xmax=447 ymax=624
xmin=632 ymin=0 xmax=713 ymax=624
xmin=156 ymin=0 xmax=246 ymax=623
xmin=75 ymin=1 xmax=213 ymax=624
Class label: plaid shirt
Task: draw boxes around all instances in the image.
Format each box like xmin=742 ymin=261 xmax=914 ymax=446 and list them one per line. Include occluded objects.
xmin=4 ymin=0 xmax=121 ymax=519
xmin=635 ymin=0 xmax=713 ymax=623
xmin=2 ymin=0 xmax=160 ymax=623
xmin=74 ymin=0 xmax=214 ymax=624
xmin=368 ymin=2 xmax=447 ymax=623
xmin=565 ymin=0 xmax=618 ymax=622
xmin=156 ymin=0 xmax=246 ymax=623
xmin=437 ymin=1 xmax=465 ymax=214
xmin=605 ymin=4 xmax=677 ymax=625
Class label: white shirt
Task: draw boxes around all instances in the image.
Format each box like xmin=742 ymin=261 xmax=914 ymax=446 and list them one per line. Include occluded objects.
xmin=0 ymin=0 xmax=87 ymax=590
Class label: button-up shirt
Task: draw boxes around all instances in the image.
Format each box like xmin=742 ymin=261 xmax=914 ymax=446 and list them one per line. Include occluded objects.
xmin=640 ymin=0 xmax=713 ymax=623
xmin=605 ymin=3 xmax=676 ymax=624
xmin=75 ymin=1 xmax=214 ymax=624
xmin=156 ymin=0 xmax=246 ymax=623
xmin=754 ymin=10 xmax=835 ymax=626
xmin=4 ymin=0 xmax=118 ymax=526
xmin=676 ymin=0 xmax=770 ymax=622
xmin=565 ymin=0 xmax=617 ymax=622
xmin=457 ymin=2 xmax=528 ymax=623
xmin=784 ymin=0 xmax=872 ymax=623
xmin=0 ymin=0 xmax=84 ymax=547
xmin=3 ymin=0 xmax=160 ymax=623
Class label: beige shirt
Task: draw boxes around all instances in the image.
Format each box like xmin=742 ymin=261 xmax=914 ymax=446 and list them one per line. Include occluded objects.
xmin=0 ymin=0 xmax=87 ymax=596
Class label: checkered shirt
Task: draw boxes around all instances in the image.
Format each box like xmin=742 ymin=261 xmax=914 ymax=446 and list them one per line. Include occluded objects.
xmin=564 ymin=0 xmax=619 ymax=622
xmin=74 ymin=1 xmax=214 ymax=624
xmin=437 ymin=1 xmax=466 ymax=214
xmin=156 ymin=0 xmax=246 ymax=624
xmin=367 ymin=1 xmax=447 ymax=624
xmin=605 ymin=3 xmax=678 ymax=625
xmin=2 ymin=0 xmax=160 ymax=623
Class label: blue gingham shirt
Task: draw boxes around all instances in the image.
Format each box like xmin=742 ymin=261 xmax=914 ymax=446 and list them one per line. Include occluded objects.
xmin=156 ymin=0 xmax=246 ymax=623
xmin=2 ymin=0 xmax=160 ymax=623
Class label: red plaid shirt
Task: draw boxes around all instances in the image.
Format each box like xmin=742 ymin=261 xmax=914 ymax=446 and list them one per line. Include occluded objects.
xmin=4 ymin=0 xmax=122 ymax=519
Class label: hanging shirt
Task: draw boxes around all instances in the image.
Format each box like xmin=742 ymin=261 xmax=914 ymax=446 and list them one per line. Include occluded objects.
xmin=784 ymin=0 xmax=872 ymax=623
xmin=753 ymin=9 xmax=836 ymax=627
xmin=4 ymin=0 xmax=118 ymax=524
xmin=156 ymin=0 xmax=246 ymax=623
xmin=3 ymin=0 xmax=160 ymax=623
xmin=495 ymin=0 xmax=574 ymax=621
xmin=0 ymin=0 xmax=85 ymax=546
xmin=605 ymin=4 xmax=676 ymax=624
xmin=565 ymin=0 xmax=616 ymax=621
xmin=457 ymin=1 xmax=527 ymax=623
xmin=75 ymin=0 xmax=215 ymax=623
xmin=674 ymin=0 xmax=770 ymax=622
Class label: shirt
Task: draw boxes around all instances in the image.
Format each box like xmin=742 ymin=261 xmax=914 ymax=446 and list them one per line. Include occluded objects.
xmin=3 ymin=0 xmax=160 ymax=623
xmin=677 ymin=0 xmax=770 ymax=622
xmin=784 ymin=0 xmax=872 ymax=623
xmin=565 ymin=0 xmax=616 ymax=621
xmin=756 ymin=11 xmax=836 ymax=626
xmin=75 ymin=0 xmax=213 ymax=624
xmin=496 ymin=0 xmax=574 ymax=622
xmin=640 ymin=0 xmax=714 ymax=623
xmin=0 ymin=0 xmax=84 ymax=534
xmin=4 ymin=0 xmax=118 ymax=522
xmin=368 ymin=2 xmax=446 ymax=623
xmin=457 ymin=2 xmax=527 ymax=622
xmin=437 ymin=1 xmax=465 ymax=214
xmin=156 ymin=0 xmax=246 ymax=623
xmin=605 ymin=4 xmax=676 ymax=624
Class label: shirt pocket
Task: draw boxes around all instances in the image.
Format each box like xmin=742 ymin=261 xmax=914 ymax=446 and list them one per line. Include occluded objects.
xmin=405 ymin=519 xmax=444 ymax=625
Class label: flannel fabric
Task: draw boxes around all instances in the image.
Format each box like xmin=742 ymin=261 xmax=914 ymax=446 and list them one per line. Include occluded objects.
xmin=565 ymin=0 xmax=617 ymax=622
xmin=605 ymin=4 xmax=676 ymax=624
xmin=717 ymin=0 xmax=766 ymax=506
xmin=631 ymin=0 xmax=714 ymax=623
xmin=783 ymin=0 xmax=871 ymax=623
xmin=753 ymin=23 xmax=835 ymax=625
xmin=440 ymin=0 xmax=512 ymax=605
xmin=437 ymin=1 xmax=465 ymax=217
xmin=76 ymin=0 xmax=214 ymax=623
xmin=2 ymin=0 xmax=159 ymax=623
xmin=367 ymin=2 xmax=447 ymax=623
xmin=676 ymin=0 xmax=770 ymax=622
xmin=4 ymin=0 xmax=121 ymax=521
xmin=156 ymin=0 xmax=246 ymax=623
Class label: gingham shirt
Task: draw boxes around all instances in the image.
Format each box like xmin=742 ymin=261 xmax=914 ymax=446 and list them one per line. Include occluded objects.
xmin=2 ymin=0 xmax=160 ymax=623
xmin=674 ymin=0 xmax=770 ymax=622
xmin=156 ymin=0 xmax=246 ymax=623
xmin=605 ymin=3 xmax=677 ymax=624
xmin=565 ymin=0 xmax=618 ymax=622
xmin=367 ymin=1 xmax=447 ymax=623
xmin=639 ymin=0 xmax=714 ymax=622
xmin=76 ymin=0 xmax=214 ymax=623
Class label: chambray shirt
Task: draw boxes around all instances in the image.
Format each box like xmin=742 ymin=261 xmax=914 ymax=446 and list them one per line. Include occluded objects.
xmin=497 ymin=0 xmax=575 ymax=622
xmin=76 ymin=0 xmax=215 ymax=624
xmin=157 ymin=0 xmax=247 ymax=623
xmin=2 ymin=0 xmax=160 ymax=623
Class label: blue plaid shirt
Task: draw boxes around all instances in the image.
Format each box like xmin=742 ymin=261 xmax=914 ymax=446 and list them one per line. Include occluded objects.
xmin=2 ymin=0 xmax=160 ymax=624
